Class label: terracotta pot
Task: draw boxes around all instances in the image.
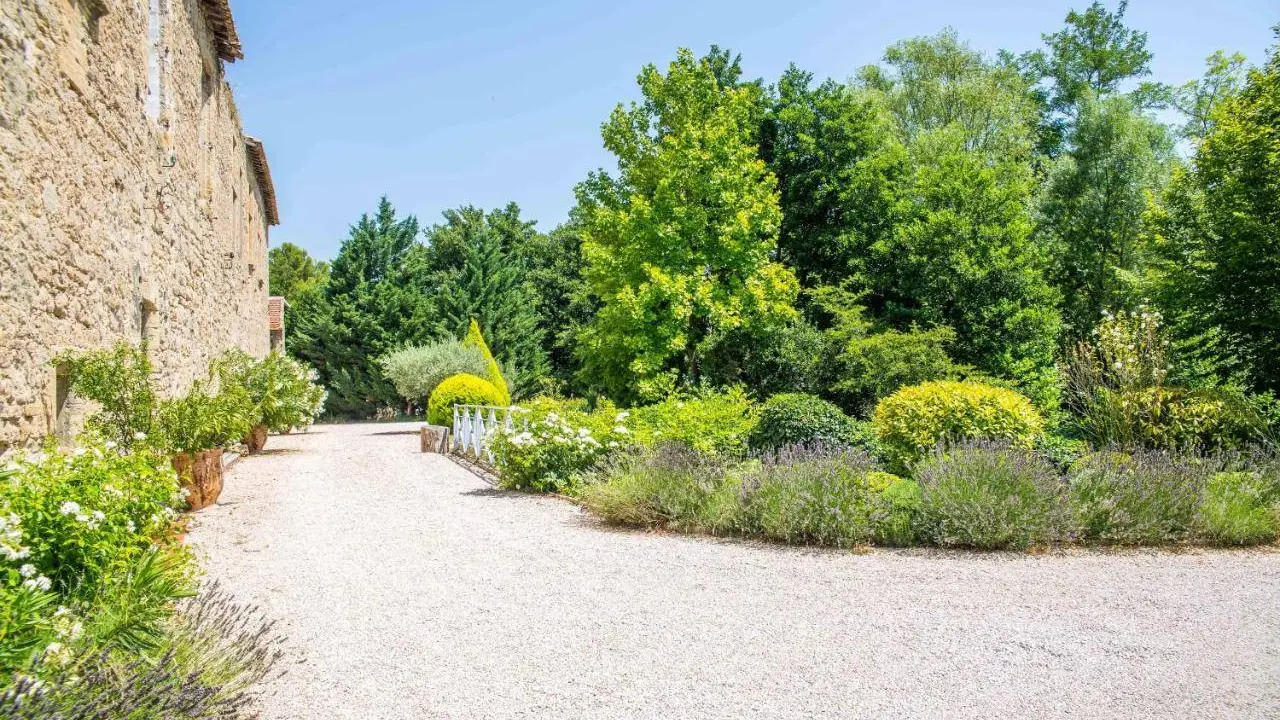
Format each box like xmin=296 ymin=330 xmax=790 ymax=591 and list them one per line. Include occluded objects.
xmin=244 ymin=424 xmax=268 ymax=453
xmin=171 ymin=448 xmax=225 ymax=510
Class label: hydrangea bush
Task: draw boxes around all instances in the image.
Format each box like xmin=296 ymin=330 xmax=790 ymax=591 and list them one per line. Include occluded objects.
xmin=492 ymin=400 xmax=633 ymax=493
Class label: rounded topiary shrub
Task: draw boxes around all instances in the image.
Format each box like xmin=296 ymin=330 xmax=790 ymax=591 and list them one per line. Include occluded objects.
xmin=872 ymin=380 xmax=1045 ymax=469
xmin=747 ymin=393 xmax=854 ymax=451
xmin=427 ymin=373 xmax=505 ymax=425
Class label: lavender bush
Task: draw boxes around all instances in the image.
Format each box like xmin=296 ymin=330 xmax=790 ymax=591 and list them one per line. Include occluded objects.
xmin=0 ymin=585 xmax=283 ymax=720
xmin=1067 ymin=448 xmax=1218 ymax=544
xmin=739 ymin=445 xmax=883 ymax=548
xmin=916 ymin=441 xmax=1064 ymax=550
xmin=1198 ymin=451 xmax=1280 ymax=545
xmin=580 ymin=444 xmax=742 ymax=532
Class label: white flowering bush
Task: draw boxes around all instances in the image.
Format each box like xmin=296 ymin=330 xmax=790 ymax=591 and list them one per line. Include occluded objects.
xmin=1062 ymin=307 xmax=1262 ymax=448
xmin=0 ymin=442 xmax=184 ymax=599
xmin=491 ymin=398 xmax=635 ymax=493
xmin=214 ymin=350 xmax=327 ymax=433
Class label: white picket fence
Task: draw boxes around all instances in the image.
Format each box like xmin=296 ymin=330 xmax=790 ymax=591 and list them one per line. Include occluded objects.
xmin=451 ymin=404 xmax=528 ymax=465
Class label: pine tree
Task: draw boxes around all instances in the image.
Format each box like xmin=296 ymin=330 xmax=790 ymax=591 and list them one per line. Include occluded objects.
xmin=288 ymin=197 xmax=430 ymax=417
xmin=420 ymin=205 xmax=550 ymax=398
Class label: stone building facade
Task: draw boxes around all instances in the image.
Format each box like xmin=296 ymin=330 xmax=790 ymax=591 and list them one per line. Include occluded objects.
xmin=0 ymin=0 xmax=279 ymax=451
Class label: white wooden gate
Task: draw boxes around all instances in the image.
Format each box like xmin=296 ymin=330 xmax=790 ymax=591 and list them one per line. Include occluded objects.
xmin=451 ymin=405 xmax=528 ymax=465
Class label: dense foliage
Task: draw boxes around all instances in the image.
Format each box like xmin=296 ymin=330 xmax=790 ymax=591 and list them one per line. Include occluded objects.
xmin=54 ymin=343 xmax=157 ymax=451
xmin=263 ymin=6 xmax=1280 ymax=552
xmin=1 ymin=344 xmax=300 ymax=714
xmin=747 ymin=393 xmax=855 ymax=451
xmin=575 ymin=49 xmax=798 ymax=402
xmin=0 ymin=441 xmax=280 ymax=717
xmin=379 ymin=341 xmax=489 ymax=406
xmin=152 ymin=382 xmax=254 ymax=455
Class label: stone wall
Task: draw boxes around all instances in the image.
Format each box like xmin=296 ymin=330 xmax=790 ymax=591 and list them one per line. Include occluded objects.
xmin=0 ymin=0 xmax=274 ymax=451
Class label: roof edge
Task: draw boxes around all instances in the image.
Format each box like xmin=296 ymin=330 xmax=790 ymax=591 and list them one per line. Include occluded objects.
xmin=244 ymin=136 xmax=280 ymax=226
xmin=199 ymin=0 xmax=244 ymax=62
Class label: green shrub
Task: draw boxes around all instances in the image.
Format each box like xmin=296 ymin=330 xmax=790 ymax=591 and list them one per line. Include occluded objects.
xmin=214 ymin=350 xmax=326 ymax=433
xmin=629 ymin=388 xmax=757 ymax=457
xmin=492 ymin=400 xmax=632 ymax=493
xmin=701 ymin=320 xmax=826 ymax=398
xmin=915 ymin=442 xmax=1062 ymax=550
xmin=427 ymin=373 xmax=506 ymax=425
xmin=463 ymin=319 xmax=511 ymax=404
xmin=740 ymin=447 xmax=881 ymax=547
xmin=1199 ymin=469 xmax=1280 ymax=546
xmin=0 ymin=443 xmax=184 ymax=600
xmin=1067 ymin=449 xmax=1216 ymax=545
xmin=747 ymin=393 xmax=855 ymax=451
xmin=1035 ymin=433 xmax=1089 ymax=471
xmin=1090 ymin=386 xmax=1263 ymax=450
xmin=1061 ymin=307 xmax=1265 ymax=450
xmin=153 ymin=382 xmax=254 ymax=455
xmin=873 ymin=381 xmax=1045 ymax=470
xmin=872 ymin=475 xmax=921 ymax=546
xmin=53 ymin=343 xmax=157 ymax=451
xmin=833 ymin=325 xmax=964 ymax=415
xmin=580 ymin=445 xmax=743 ymax=532
xmin=378 ymin=341 xmax=488 ymax=405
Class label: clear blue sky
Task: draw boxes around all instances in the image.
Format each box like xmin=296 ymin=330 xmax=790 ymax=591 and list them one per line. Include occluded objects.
xmin=224 ymin=0 xmax=1276 ymax=260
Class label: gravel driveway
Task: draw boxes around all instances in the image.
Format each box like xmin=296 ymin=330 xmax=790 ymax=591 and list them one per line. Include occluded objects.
xmin=190 ymin=422 xmax=1280 ymax=720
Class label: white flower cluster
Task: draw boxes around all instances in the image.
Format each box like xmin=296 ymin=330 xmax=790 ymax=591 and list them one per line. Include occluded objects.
xmin=0 ymin=513 xmax=30 ymax=562
xmin=59 ymin=500 xmax=107 ymax=530
xmin=19 ymin=563 xmax=51 ymax=591
xmin=503 ymin=410 xmax=637 ymax=453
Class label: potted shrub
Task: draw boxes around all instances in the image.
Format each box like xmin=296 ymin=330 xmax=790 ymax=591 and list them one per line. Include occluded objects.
xmin=215 ymin=350 xmax=327 ymax=453
xmin=155 ymin=382 xmax=253 ymax=510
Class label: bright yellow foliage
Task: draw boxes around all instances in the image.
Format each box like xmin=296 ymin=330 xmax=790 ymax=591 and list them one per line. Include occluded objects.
xmin=427 ymin=373 xmax=506 ymax=426
xmin=873 ymin=380 xmax=1045 ymax=467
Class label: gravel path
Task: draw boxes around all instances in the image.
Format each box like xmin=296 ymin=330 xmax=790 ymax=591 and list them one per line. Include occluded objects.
xmin=190 ymin=422 xmax=1280 ymax=720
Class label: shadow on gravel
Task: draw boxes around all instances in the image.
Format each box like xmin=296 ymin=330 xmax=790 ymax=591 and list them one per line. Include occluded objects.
xmin=367 ymin=430 xmax=420 ymax=436
xmin=461 ymin=487 xmax=520 ymax=498
xmin=251 ymin=448 xmax=304 ymax=457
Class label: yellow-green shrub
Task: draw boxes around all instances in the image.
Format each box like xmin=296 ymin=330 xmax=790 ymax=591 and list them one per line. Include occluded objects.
xmin=463 ymin=319 xmax=511 ymax=405
xmin=427 ymin=373 xmax=506 ymax=425
xmin=872 ymin=380 xmax=1045 ymax=468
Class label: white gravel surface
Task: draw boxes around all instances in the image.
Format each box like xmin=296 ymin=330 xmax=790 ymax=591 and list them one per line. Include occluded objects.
xmin=190 ymin=422 xmax=1280 ymax=720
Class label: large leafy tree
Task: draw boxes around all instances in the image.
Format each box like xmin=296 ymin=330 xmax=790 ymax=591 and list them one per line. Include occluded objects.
xmin=1172 ymin=51 xmax=1249 ymax=140
xmin=576 ymin=48 xmax=798 ymax=402
xmin=518 ymin=218 xmax=596 ymax=390
xmin=854 ymin=32 xmax=1062 ymax=404
xmin=288 ymin=198 xmax=428 ymax=416
xmin=1038 ymin=94 xmax=1174 ymax=336
xmin=267 ymin=242 xmax=329 ymax=304
xmin=1023 ymin=2 xmax=1176 ymax=338
xmin=417 ymin=204 xmax=550 ymax=397
xmin=1192 ymin=39 xmax=1280 ymax=393
xmin=761 ymin=66 xmax=903 ymax=290
xmin=1021 ymin=0 xmax=1164 ymax=156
